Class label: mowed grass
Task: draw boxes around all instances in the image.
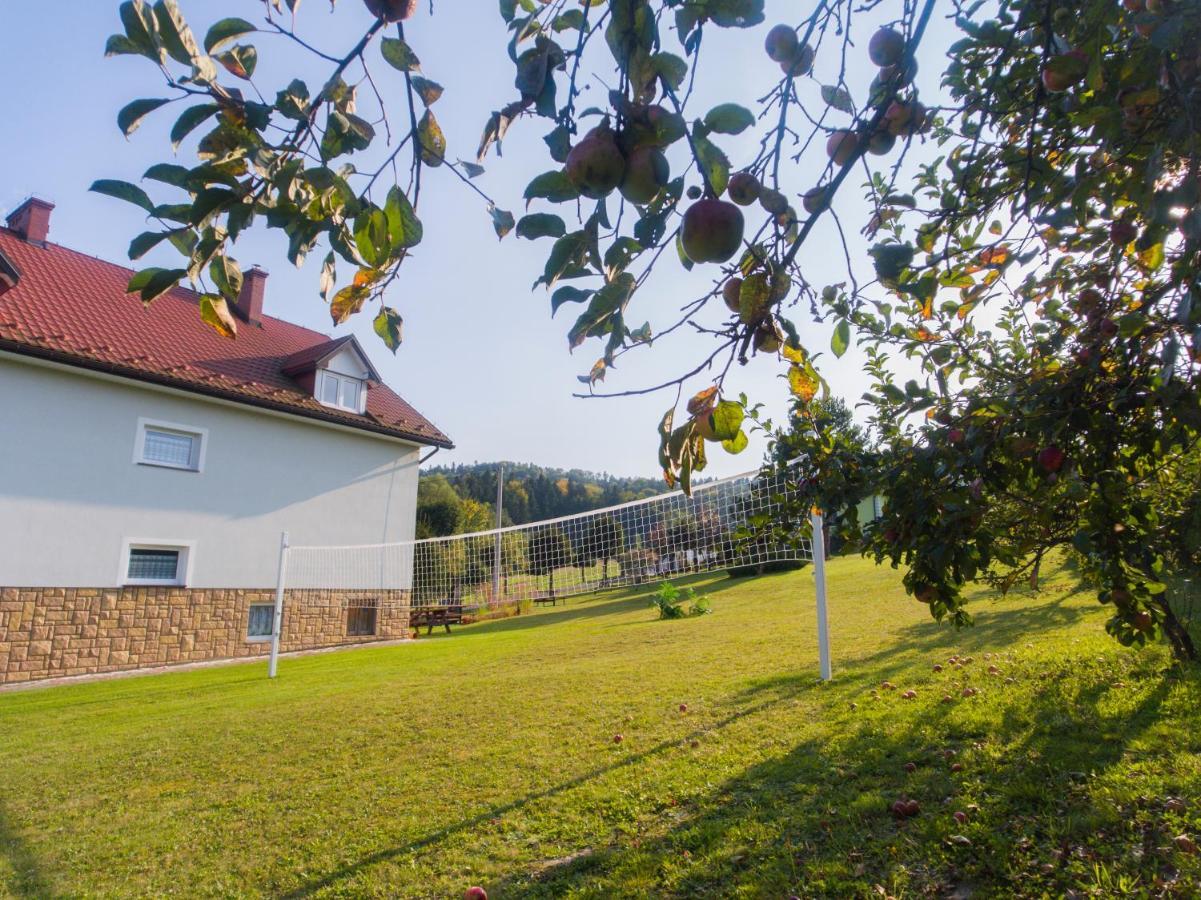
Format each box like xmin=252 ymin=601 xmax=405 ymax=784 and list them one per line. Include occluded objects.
xmin=2 ymin=557 xmax=1200 ymax=898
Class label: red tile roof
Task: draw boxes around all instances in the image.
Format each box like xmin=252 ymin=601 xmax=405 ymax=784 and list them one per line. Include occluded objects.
xmin=0 ymin=227 xmax=452 ymax=448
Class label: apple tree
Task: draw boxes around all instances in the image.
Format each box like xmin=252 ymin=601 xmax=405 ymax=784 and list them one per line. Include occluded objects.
xmin=97 ymin=0 xmax=1200 ymax=659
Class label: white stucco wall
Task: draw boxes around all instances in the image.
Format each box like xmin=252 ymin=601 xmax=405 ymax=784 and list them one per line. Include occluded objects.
xmin=0 ymin=354 xmax=424 ymax=588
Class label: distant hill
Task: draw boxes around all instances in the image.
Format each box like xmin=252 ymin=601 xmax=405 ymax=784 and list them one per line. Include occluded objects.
xmin=422 ymin=462 xmax=668 ymax=526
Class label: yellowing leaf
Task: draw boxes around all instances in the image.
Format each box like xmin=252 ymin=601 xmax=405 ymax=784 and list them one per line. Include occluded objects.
xmin=782 ymin=343 xmax=807 ymax=364
xmin=353 ymin=267 xmax=383 ymax=288
xmin=687 ymin=385 xmax=719 ymax=416
xmin=331 ymin=283 xmax=370 ymax=324
xmin=788 ymin=364 xmax=818 ymax=402
xmin=199 ymin=293 xmax=237 ymax=339
xmin=418 ymin=109 xmax=447 ymax=167
xmin=977 ymin=245 xmax=1009 ymax=267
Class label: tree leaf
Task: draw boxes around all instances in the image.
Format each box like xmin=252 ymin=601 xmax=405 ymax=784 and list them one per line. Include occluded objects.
xmin=127 ymin=266 xmax=187 ymax=304
xmin=170 ymin=103 xmax=219 ymax=149
xmin=489 ymin=205 xmax=515 ymax=240
xmin=418 ymin=109 xmax=446 ymax=167
xmin=820 ymin=85 xmax=853 ymax=114
xmin=687 ymin=386 xmax=719 ymax=416
xmin=203 ymin=17 xmax=256 ymax=54
xmin=90 ymin=179 xmax=155 ymax=214
xmin=410 ymin=75 xmax=443 ymax=106
xmin=381 ymin=37 xmax=421 ymax=72
xmin=693 ymin=132 xmax=731 ymax=195
xmin=654 ymin=52 xmax=688 ymax=90
xmin=831 ymin=319 xmax=851 ymax=357
xmin=153 ymin=0 xmax=203 ymax=66
xmin=330 ymin=274 xmax=376 ymax=325
xmin=128 ymin=230 xmax=173 ymax=260
xmin=551 ymin=285 xmax=593 ymax=316
xmin=384 ymin=186 xmax=423 ymax=250
xmin=216 ymin=45 xmax=257 ymax=80
xmin=524 ymin=170 xmax=579 ymax=204
xmin=373 ymin=306 xmax=403 ymax=352
xmin=516 ymin=213 xmax=567 ymax=240
xmin=199 ymin=293 xmax=238 ymax=338
xmin=117 ymin=98 xmax=171 ymax=136
xmin=703 ymin=103 xmax=754 ymax=135
xmin=788 ymin=363 xmax=820 ymax=402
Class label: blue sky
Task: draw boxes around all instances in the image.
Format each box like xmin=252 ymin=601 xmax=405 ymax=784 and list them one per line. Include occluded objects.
xmin=1 ymin=2 xmax=953 ymax=478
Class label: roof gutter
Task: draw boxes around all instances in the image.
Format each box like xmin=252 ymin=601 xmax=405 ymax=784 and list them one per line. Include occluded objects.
xmin=0 ymin=340 xmax=455 ymax=450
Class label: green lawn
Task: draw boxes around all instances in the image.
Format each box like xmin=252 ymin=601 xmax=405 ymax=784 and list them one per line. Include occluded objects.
xmin=2 ymin=556 xmax=1199 ymax=898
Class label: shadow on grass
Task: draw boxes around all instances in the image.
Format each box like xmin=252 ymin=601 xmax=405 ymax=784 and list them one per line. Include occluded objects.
xmin=492 ymin=663 xmax=1186 ymax=897
xmin=425 ymin=574 xmax=762 ymax=640
xmin=0 ymin=803 xmax=51 ymax=899
xmin=278 ymin=682 xmax=798 ymax=898
xmin=280 ymin=581 xmax=1148 ymax=897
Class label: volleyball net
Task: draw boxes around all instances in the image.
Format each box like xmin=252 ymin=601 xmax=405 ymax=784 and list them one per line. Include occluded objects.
xmin=281 ymin=463 xmax=817 ymax=611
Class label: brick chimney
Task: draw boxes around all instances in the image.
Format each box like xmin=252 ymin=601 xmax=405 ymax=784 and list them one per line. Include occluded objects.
xmin=6 ymin=197 xmax=54 ymax=245
xmin=235 ymin=265 xmax=268 ymax=325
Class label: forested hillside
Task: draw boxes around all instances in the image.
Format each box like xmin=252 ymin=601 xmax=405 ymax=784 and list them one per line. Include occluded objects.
xmin=420 ymin=462 xmax=667 ymax=532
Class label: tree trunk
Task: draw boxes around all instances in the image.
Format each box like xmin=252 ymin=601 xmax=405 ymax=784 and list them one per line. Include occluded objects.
xmin=1154 ymin=594 xmax=1198 ymax=663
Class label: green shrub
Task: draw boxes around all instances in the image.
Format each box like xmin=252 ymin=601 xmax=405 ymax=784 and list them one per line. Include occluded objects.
xmin=650 ymin=582 xmax=711 ymax=620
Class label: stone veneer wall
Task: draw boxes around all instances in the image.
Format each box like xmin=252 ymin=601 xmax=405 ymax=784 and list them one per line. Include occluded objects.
xmin=0 ymin=587 xmax=410 ymax=686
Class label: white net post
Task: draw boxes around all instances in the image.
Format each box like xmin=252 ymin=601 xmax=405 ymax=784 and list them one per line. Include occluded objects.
xmin=810 ymin=511 xmax=831 ymax=681
xmin=268 ymin=531 xmax=289 ymax=679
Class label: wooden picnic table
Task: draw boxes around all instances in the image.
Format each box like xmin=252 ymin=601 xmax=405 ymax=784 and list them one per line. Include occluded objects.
xmin=409 ymin=604 xmax=466 ymax=635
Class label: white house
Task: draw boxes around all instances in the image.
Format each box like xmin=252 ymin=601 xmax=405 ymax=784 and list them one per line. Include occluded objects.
xmin=0 ymin=198 xmax=452 ymax=685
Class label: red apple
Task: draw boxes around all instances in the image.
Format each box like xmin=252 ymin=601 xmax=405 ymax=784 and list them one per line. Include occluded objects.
xmin=679 ymin=703 xmax=689 ymax=713
xmin=905 ymin=762 xmax=917 ymax=773
xmin=826 ymin=130 xmax=860 ymax=166
xmin=613 ymin=734 xmax=624 ymax=744
xmin=1041 ymin=49 xmax=1088 ymax=93
xmin=1036 ymin=445 xmax=1065 ymax=473
xmin=1110 ymin=220 xmax=1137 ymax=247
xmin=464 ymin=888 xmax=488 ymax=900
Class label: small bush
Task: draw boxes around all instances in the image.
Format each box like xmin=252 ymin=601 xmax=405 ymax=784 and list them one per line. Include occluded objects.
xmin=650 ymin=582 xmax=711 ymax=620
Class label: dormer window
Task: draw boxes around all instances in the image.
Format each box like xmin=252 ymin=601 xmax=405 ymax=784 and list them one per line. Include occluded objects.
xmin=281 ymin=335 xmax=380 ymax=418
xmin=318 ymin=369 xmax=365 ymax=413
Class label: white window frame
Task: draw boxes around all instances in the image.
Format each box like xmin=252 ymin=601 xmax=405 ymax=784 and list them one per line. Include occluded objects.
xmin=246 ymin=603 xmax=275 ymax=642
xmin=133 ymin=417 xmax=208 ymax=472
xmin=315 ymin=369 xmax=367 ymax=414
xmin=119 ymin=539 xmax=196 ymax=587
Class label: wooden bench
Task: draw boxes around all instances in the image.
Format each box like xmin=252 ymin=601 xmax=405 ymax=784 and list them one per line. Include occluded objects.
xmin=410 ymin=604 xmax=465 ymax=635
xmin=532 ymin=591 xmax=559 ymax=607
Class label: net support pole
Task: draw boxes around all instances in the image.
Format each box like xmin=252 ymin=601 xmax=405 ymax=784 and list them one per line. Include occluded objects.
xmin=492 ymin=465 xmax=504 ymax=603
xmin=810 ymin=511 xmax=832 ymax=681
xmin=268 ymin=531 xmax=290 ymax=679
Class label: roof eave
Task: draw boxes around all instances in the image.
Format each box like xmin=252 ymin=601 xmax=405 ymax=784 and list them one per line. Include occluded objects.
xmin=0 ymin=340 xmax=455 ymax=450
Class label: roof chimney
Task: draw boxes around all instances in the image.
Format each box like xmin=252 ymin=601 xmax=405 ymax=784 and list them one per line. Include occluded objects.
xmin=6 ymin=197 xmax=54 ymax=245
xmin=235 ymin=265 xmax=268 ymax=325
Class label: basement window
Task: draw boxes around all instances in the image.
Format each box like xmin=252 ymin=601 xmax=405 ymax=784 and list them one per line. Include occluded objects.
xmin=346 ymin=602 xmax=378 ymax=636
xmin=247 ymin=604 xmax=275 ymax=641
xmin=122 ymin=543 xmax=192 ymax=587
